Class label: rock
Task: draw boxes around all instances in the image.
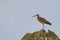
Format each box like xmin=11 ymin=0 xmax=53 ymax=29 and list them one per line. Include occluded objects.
xmin=21 ymin=29 xmax=59 ymax=40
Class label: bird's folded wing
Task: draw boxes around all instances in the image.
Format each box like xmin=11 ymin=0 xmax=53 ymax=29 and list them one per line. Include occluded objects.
xmin=39 ymin=17 xmax=52 ymax=25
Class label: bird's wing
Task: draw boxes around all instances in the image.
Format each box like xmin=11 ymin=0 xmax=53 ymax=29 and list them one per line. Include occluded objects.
xmin=39 ymin=17 xmax=52 ymax=25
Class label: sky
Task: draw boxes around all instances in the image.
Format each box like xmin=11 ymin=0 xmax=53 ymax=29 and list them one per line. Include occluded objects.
xmin=0 ymin=0 xmax=60 ymax=40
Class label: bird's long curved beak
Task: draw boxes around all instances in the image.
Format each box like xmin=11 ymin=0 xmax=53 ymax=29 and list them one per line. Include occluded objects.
xmin=32 ymin=15 xmax=37 ymax=18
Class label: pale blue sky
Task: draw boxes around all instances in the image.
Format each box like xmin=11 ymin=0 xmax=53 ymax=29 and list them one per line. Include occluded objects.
xmin=0 ymin=0 xmax=60 ymax=40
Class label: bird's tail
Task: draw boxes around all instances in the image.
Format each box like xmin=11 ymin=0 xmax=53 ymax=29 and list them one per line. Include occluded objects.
xmin=48 ymin=22 xmax=52 ymax=25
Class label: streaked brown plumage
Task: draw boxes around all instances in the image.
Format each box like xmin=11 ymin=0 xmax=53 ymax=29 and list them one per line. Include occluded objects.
xmin=33 ymin=14 xmax=52 ymax=29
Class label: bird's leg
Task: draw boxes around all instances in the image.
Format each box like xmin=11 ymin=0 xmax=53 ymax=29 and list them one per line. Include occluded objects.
xmin=42 ymin=24 xmax=44 ymax=30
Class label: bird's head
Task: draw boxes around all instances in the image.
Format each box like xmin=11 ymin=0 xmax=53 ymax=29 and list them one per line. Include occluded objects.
xmin=32 ymin=14 xmax=39 ymax=18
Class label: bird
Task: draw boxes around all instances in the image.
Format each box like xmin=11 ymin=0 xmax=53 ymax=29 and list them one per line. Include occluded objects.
xmin=32 ymin=14 xmax=52 ymax=29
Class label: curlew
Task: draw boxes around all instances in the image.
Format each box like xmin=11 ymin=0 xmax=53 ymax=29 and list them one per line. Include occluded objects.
xmin=32 ymin=14 xmax=52 ymax=29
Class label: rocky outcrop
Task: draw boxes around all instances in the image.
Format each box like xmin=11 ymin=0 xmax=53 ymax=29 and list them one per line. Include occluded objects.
xmin=21 ymin=29 xmax=60 ymax=40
